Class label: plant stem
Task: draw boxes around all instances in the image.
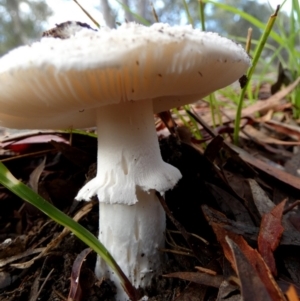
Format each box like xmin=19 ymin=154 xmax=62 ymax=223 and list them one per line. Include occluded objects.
xmin=198 ymin=0 xmax=206 ymax=31
xmin=182 ymin=0 xmax=194 ymax=27
xmin=233 ymin=5 xmax=280 ymax=145
xmin=73 ymin=0 xmax=100 ymax=28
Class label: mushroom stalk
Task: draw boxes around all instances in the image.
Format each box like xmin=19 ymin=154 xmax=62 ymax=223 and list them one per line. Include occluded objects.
xmin=76 ymin=100 xmax=182 ymax=300
xmin=98 ymin=190 xmax=165 ymax=300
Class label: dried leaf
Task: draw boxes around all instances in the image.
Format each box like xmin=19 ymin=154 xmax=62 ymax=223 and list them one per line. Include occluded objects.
xmin=1 ymin=134 xmax=69 ymax=151
xmin=28 ymin=157 xmax=46 ymax=192
xmin=285 ymin=285 xmax=299 ymax=301
xmin=226 ymin=237 xmax=274 ymax=301
xmin=240 ymin=77 xmax=300 ymax=117
xmin=240 ymin=125 xmax=300 ymax=145
xmin=265 ymin=120 xmax=300 ymax=142
xmin=206 ymin=217 xmax=285 ymax=300
xmin=217 ymin=280 xmax=241 ymax=301
xmin=68 ymin=248 xmax=92 ymax=301
xmin=222 ymin=170 xmax=261 ymax=224
xmin=0 ymin=247 xmax=44 ymax=268
xmin=277 ymin=280 xmax=300 ymax=297
xmin=230 ymin=144 xmax=300 ymax=191
xmin=0 ymin=130 xmax=65 ymax=143
xmin=164 ymin=271 xmax=223 ymax=288
xmin=195 ymin=266 xmax=217 ymax=275
xmin=249 ymin=180 xmax=300 ymax=246
xmin=258 ymin=199 xmax=287 ymax=275
xmin=206 ymin=184 xmax=254 ymax=225
xmin=202 ymin=205 xmax=258 ymax=243
xmin=248 ymin=179 xmax=275 ymax=216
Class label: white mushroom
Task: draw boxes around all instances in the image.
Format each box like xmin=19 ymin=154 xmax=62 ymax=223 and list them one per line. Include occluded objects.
xmin=0 ymin=22 xmax=251 ymax=301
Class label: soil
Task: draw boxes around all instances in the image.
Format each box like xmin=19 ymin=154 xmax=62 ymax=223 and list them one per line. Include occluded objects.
xmin=0 ymin=111 xmax=300 ymax=301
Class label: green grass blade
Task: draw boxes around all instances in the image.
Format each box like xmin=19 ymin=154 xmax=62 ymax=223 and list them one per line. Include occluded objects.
xmin=115 ymin=0 xmax=151 ymax=25
xmin=202 ymin=0 xmax=283 ymax=45
xmin=184 ymin=104 xmax=202 ymax=139
xmin=172 ymin=107 xmax=190 ymax=128
xmin=0 ymin=161 xmax=138 ymax=300
xmin=233 ymin=6 xmax=280 ymax=145
xmin=198 ymin=0 xmax=206 ymax=31
xmin=182 ymin=0 xmax=194 ymax=27
xmin=61 ymin=128 xmax=97 ymax=138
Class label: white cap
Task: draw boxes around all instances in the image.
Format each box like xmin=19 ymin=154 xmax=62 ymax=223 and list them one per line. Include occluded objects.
xmin=0 ymin=22 xmax=250 ymax=129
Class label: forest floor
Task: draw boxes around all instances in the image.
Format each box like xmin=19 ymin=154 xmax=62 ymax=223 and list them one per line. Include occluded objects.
xmin=0 ymin=79 xmax=300 ymax=301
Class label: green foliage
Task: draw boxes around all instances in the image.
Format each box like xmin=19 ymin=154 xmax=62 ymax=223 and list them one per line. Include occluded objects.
xmin=203 ymin=0 xmax=271 ymax=38
xmin=0 ymin=0 xmax=52 ymax=56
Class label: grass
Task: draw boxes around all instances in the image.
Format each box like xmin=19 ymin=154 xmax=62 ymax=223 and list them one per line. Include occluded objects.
xmin=233 ymin=5 xmax=280 ymax=144
xmin=180 ymin=0 xmax=298 ymax=144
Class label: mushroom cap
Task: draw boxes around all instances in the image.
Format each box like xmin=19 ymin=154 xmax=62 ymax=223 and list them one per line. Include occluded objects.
xmin=0 ymin=22 xmax=250 ymax=129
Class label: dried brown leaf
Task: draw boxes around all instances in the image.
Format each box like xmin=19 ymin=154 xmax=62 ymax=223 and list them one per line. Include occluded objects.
xmin=285 ymin=285 xmax=300 ymax=301
xmin=249 ymin=180 xmax=300 ymax=246
xmin=202 ymin=205 xmax=258 ymax=244
xmin=207 ymin=219 xmax=285 ymax=300
xmin=28 ymin=157 xmax=46 ymax=192
xmin=258 ymin=199 xmax=287 ymax=275
xmin=226 ymin=237 xmax=274 ymax=301
xmin=241 ymin=125 xmax=300 ymax=145
xmin=249 ymin=179 xmax=275 ymax=216
xmin=206 ymin=184 xmax=254 ymax=225
xmin=68 ymin=248 xmax=92 ymax=301
xmin=0 ymin=133 xmax=69 ymax=149
xmin=265 ymin=120 xmax=300 ymax=141
xmin=230 ymin=144 xmax=300 ymax=191
xmin=217 ymin=280 xmax=241 ymax=301
xmin=164 ymin=271 xmax=223 ymax=288
xmin=1 ymin=247 xmax=44 ymax=268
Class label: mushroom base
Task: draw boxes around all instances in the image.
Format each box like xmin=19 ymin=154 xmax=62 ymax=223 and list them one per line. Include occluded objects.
xmin=96 ymin=188 xmax=165 ymax=300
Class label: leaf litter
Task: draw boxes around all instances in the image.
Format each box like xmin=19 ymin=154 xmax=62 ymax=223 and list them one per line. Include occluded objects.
xmin=0 ymin=77 xmax=300 ymax=300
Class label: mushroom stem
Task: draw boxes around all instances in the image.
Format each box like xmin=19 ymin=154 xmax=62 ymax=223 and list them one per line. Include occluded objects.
xmin=77 ymin=100 xmax=181 ymax=204
xmin=76 ymin=100 xmax=182 ymax=300
xmin=97 ymin=189 xmax=165 ymax=300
